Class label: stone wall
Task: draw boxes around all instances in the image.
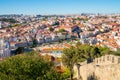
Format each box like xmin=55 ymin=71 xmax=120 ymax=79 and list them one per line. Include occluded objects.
xmin=74 ymin=55 xmax=120 ymax=80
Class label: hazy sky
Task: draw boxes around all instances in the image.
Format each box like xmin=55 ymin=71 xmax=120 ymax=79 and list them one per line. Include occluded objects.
xmin=0 ymin=0 xmax=120 ymax=15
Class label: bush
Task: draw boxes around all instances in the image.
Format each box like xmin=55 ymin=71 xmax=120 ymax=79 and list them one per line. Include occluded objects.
xmin=0 ymin=51 xmax=69 ymax=80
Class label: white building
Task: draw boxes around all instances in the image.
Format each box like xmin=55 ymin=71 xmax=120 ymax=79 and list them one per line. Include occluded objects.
xmin=0 ymin=21 xmax=2 ymax=29
xmin=0 ymin=38 xmax=11 ymax=58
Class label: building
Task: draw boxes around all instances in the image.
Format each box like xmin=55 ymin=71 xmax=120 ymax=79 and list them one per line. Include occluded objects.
xmin=0 ymin=21 xmax=2 ymax=29
xmin=40 ymin=47 xmax=63 ymax=57
xmin=0 ymin=38 xmax=11 ymax=58
xmin=40 ymin=43 xmax=71 ymax=57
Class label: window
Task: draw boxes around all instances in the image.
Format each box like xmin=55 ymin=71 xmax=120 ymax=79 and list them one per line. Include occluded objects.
xmin=112 ymin=57 xmax=114 ymax=63
xmin=118 ymin=58 xmax=120 ymax=64
xmin=103 ymin=57 xmax=105 ymax=62
xmin=107 ymin=56 xmax=109 ymax=61
xmin=96 ymin=59 xmax=98 ymax=63
xmin=99 ymin=58 xmax=101 ymax=62
xmin=60 ymin=51 xmax=62 ymax=53
xmin=56 ymin=51 xmax=58 ymax=53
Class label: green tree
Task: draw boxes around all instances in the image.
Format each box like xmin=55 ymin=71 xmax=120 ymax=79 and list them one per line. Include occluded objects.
xmin=62 ymin=43 xmax=119 ymax=80
xmin=0 ymin=51 xmax=68 ymax=80
xmin=49 ymin=27 xmax=54 ymax=32
xmin=99 ymin=47 xmax=111 ymax=56
xmin=15 ymin=47 xmax=24 ymax=55
xmin=62 ymin=46 xmax=77 ymax=80
xmin=75 ymin=43 xmax=88 ymax=80
xmin=114 ymin=48 xmax=120 ymax=56
xmin=32 ymin=39 xmax=38 ymax=47
xmin=58 ymin=29 xmax=66 ymax=33
xmin=0 ymin=18 xmax=18 ymax=23
xmin=89 ymin=46 xmax=100 ymax=61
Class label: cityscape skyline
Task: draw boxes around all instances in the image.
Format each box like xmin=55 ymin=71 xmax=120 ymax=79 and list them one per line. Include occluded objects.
xmin=0 ymin=0 xmax=120 ymax=15
xmin=1 ymin=1 xmax=120 ymax=79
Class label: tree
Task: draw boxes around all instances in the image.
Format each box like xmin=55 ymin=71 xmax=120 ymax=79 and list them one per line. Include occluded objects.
xmin=32 ymin=38 xmax=38 ymax=47
xmin=29 ymin=28 xmax=39 ymax=48
xmin=0 ymin=18 xmax=18 ymax=23
xmin=62 ymin=43 xmax=119 ymax=80
xmin=62 ymin=46 xmax=77 ymax=80
xmin=99 ymin=47 xmax=111 ymax=56
xmin=42 ymin=18 xmax=46 ymax=21
xmin=15 ymin=47 xmax=24 ymax=55
xmin=75 ymin=44 xmax=88 ymax=80
xmin=49 ymin=27 xmax=54 ymax=32
xmin=58 ymin=29 xmax=66 ymax=33
xmin=114 ymin=48 xmax=120 ymax=56
xmin=0 ymin=51 xmax=69 ymax=80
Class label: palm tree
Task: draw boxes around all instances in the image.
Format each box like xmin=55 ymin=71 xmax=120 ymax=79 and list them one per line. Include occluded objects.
xmin=75 ymin=44 xmax=88 ymax=80
xmin=62 ymin=46 xmax=77 ymax=80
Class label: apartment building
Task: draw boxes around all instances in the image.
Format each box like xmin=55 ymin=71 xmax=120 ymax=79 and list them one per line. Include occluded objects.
xmin=0 ymin=38 xmax=11 ymax=58
xmin=0 ymin=21 xmax=2 ymax=29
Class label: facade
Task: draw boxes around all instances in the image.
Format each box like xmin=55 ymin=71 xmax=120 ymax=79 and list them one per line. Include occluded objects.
xmin=0 ymin=38 xmax=11 ymax=58
xmin=40 ymin=43 xmax=71 ymax=58
xmin=41 ymin=47 xmax=63 ymax=57
xmin=74 ymin=55 xmax=120 ymax=80
xmin=0 ymin=21 xmax=2 ymax=29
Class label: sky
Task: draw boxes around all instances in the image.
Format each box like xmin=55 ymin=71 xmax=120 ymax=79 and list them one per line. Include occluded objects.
xmin=0 ymin=0 xmax=120 ymax=15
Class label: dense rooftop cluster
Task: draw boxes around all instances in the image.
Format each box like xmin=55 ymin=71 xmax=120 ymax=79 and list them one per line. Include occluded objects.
xmin=0 ymin=14 xmax=120 ymax=58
